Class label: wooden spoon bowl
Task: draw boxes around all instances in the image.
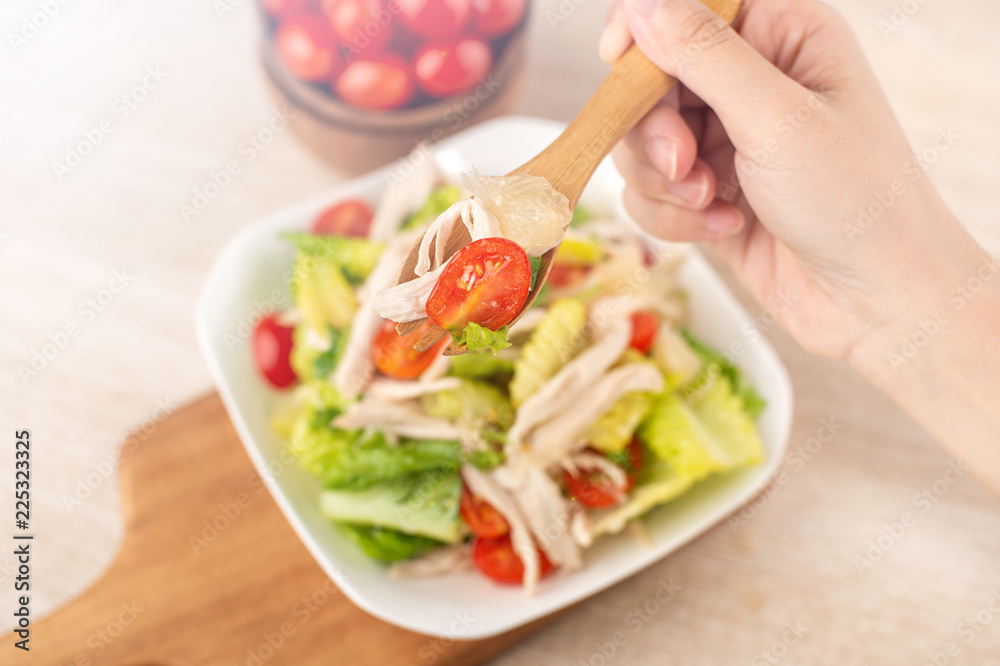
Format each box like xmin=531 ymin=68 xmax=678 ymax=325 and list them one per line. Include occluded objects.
xmin=394 ymin=0 xmax=743 ymax=354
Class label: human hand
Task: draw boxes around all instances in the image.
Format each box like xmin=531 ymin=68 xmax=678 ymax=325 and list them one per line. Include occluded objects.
xmin=600 ymin=0 xmax=987 ymax=365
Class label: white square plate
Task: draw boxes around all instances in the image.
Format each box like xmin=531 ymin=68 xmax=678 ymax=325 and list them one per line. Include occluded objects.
xmin=196 ymin=116 xmax=793 ymax=639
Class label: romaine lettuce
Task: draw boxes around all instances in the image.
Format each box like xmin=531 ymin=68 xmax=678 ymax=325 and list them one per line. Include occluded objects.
xmin=447 ymin=352 xmax=514 ymax=379
xmin=509 ymin=298 xmax=586 ymax=407
xmin=680 ymin=329 xmax=766 ymax=418
xmin=453 ymin=322 xmax=511 ymax=354
xmin=281 ymin=232 xmax=383 ymax=284
xmin=321 ymin=471 xmax=464 ymax=543
xmin=584 ymin=391 xmax=655 ymax=453
xmin=321 ymin=437 xmax=462 ymax=491
xmin=404 ymin=185 xmax=464 ymax=230
xmin=421 ymin=379 xmax=514 ymax=429
xmin=337 ymin=523 xmax=445 ymax=562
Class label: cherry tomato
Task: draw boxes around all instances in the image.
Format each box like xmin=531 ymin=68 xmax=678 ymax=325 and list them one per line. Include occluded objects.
xmin=459 ymin=484 xmax=509 ymax=538
xmin=471 ymin=0 xmax=526 ymax=37
xmin=322 ymin=0 xmax=392 ymax=55
xmin=396 ymin=0 xmax=470 ymax=40
xmin=414 ymin=38 xmax=492 ymax=98
xmin=371 ymin=319 xmax=448 ymax=379
xmin=262 ymin=0 xmax=318 ymax=18
xmin=275 ymin=14 xmax=342 ymax=82
xmin=253 ymin=314 xmax=298 ymax=389
xmin=564 ymin=440 xmax=643 ymax=509
xmin=311 ymin=199 xmax=373 ymax=237
xmin=628 ymin=310 xmax=659 ymax=355
xmin=334 ymin=55 xmax=416 ymax=110
xmin=425 ymin=237 xmax=531 ymax=333
xmin=547 ymin=263 xmax=591 ymax=290
xmin=472 ymin=534 xmax=554 ymax=585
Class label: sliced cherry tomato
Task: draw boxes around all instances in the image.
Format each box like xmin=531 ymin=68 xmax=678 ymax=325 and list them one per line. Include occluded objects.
xmin=425 ymin=237 xmax=531 ymax=333
xmin=564 ymin=439 xmax=643 ymax=508
xmin=414 ymin=38 xmax=493 ymax=98
xmin=322 ymin=0 xmax=392 ymax=55
xmin=396 ymin=0 xmax=470 ymax=40
xmin=312 ymin=199 xmax=373 ymax=237
xmin=628 ymin=309 xmax=659 ymax=355
xmin=459 ymin=484 xmax=509 ymax=538
xmin=263 ymin=0 xmax=318 ymax=18
xmin=472 ymin=534 xmax=554 ymax=585
xmin=471 ymin=0 xmax=526 ymax=37
xmin=253 ymin=314 xmax=298 ymax=389
xmin=547 ymin=263 xmax=591 ymax=290
xmin=371 ymin=318 xmax=448 ymax=379
xmin=275 ymin=13 xmax=342 ymax=82
xmin=334 ymin=55 xmax=415 ymax=110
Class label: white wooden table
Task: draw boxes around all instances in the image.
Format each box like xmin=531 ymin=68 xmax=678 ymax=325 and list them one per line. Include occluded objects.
xmin=1 ymin=0 xmax=999 ymax=662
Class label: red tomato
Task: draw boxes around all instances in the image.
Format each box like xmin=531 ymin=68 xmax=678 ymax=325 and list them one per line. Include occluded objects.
xmin=311 ymin=199 xmax=373 ymax=237
xmin=414 ymin=38 xmax=492 ymax=98
xmin=459 ymin=484 xmax=509 ymax=538
xmin=471 ymin=0 xmax=526 ymax=37
xmin=275 ymin=14 xmax=342 ymax=82
xmin=322 ymin=0 xmax=392 ymax=55
xmin=472 ymin=535 xmax=554 ymax=585
xmin=628 ymin=310 xmax=659 ymax=355
xmin=547 ymin=263 xmax=591 ymax=290
xmin=334 ymin=55 xmax=415 ymax=110
xmin=253 ymin=314 xmax=298 ymax=389
xmin=425 ymin=237 xmax=531 ymax=333
xmin=564 ymin=440 xmax=643 ymax=509
xmin=396 ymin=0 xmax=470 ymax=39
xmin=371 ymin=319 xmax=448 ymax=379
xmin=263 ymin=0 xmax=318 ymax=18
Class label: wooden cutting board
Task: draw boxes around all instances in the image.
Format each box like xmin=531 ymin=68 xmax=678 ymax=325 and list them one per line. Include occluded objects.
xmin=7 ymin=394 xmax=553 ymax=665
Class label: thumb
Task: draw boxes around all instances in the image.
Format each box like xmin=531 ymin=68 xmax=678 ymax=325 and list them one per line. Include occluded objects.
xmin=623 ymin=0 xmax=809 ymax=148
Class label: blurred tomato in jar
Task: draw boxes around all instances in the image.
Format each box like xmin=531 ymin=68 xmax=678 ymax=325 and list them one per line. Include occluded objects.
xmin=274 ymin=13 xmax=342 ymax=81
xmin=414 ymin=38 xmax=493 ymax=98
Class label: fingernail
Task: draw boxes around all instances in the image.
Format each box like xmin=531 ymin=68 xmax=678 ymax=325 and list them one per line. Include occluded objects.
xmin=668 ymin=168 xmax=711 ymax=207
xmin=704 ymin=208 xmax=744 ymax=237
xmin=646 ymin=138 xmax=678 ymax=181
xmin=627 ymin=0 xmax=658 ymax=17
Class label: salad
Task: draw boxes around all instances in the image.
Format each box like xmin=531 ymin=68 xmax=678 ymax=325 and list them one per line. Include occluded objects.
xmin=253 ymin=158 xmax=767 ymax=592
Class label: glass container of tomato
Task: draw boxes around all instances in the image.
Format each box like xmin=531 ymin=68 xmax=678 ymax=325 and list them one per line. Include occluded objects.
xmin=258 ymin=0 xmax=530 ymax=175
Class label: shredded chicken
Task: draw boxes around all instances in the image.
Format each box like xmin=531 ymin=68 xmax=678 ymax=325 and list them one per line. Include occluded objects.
xmin=529 ymin=363 xmax=664 ymax=461
xmin=570 ymin=507 xmax=593 ymax=548
xmin=388 ymin=543 xmax=473 ymax=578
xmin=333 ymin=400 xmax=465 ymax=441
xmin=369 ymin=265 xmax=444 ymax=323
xmin=563 ymin=451 xmax=630 ymax=491
xmin=462 ymin=465 xmax=542 ymax=594
xmin=506 ymin=318 xmax=631 ymax=451
xmin=333 ymin=236 xmax=414 ymax=399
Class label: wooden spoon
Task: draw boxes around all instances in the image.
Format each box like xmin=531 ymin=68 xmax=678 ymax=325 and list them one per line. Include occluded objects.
xmin=395 ymin=0 xmax=742 ymax=354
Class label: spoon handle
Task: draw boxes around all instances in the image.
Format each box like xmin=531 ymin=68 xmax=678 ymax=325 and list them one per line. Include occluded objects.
xmin=510 ymin=44 xmax=677 ymax=209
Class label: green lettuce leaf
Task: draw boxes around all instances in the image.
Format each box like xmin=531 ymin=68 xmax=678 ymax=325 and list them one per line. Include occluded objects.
xmin=281 ymin=232 xmax=383 ymax=284
xmin=321 ymin=437 xmax=462 ymax=491
xmin=290 ymin=325 xmax=347 ymax=382
xmin=509 ymin=298 xmax=587 ymax=407
xmin=337 ymin=523 xmax=445 ymax=563
xmin=404 ymin=185 xmax=464 ymax=230
xmin=447 ymin=352 xmax=514 ymax=379
xmin=292 ymin=253 xmax=357 ymax=332
xmin=680 ymin=329 xmax=766 ymax=418
xmin=321 ymin=471 xmax=464 ymax=543
xmin=454 ymin=323 xmax=511 ymax=354
xmin=584 ymin=391 xmax=655 ymax=453
xmin=421 ymin=379 xmax=514 ymax=429
xmin=287 ymin=402 xmax=358 ymax=477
